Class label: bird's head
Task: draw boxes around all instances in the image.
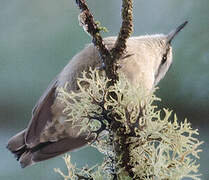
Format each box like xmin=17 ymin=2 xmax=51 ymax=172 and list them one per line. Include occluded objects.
xmin=148 ymin=21 xmax=188 ymax=85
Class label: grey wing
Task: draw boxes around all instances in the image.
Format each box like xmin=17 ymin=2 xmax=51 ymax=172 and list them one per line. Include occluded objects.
xmin=25 ymin=76 xmax=58 ymax=148
xmin=7 ymin=75 xmax=91 ymax=168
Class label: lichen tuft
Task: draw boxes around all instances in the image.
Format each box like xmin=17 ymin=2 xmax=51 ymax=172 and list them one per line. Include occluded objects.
xmin=55 ymin=68 xmax=203 ymax=180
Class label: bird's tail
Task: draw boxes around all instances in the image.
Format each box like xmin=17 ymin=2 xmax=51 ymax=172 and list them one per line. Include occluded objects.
xmin=7 ymin=130 xmax=26 ymax=159
xmin=7 ymin=129 xmax=32 ymax=167
xmin=7 ymin=129 xmax=88 ymax=168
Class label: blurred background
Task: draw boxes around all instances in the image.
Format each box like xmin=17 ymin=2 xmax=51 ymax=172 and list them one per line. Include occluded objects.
xmin=0 ymin=0 xmax=208 ymax=179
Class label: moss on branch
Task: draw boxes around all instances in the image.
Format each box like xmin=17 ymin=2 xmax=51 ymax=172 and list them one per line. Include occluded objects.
xmin=55 ymin=68 xmax=203 ymax=180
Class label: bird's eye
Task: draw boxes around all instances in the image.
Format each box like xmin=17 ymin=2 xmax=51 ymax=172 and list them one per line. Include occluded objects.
xmin=161 ymin=55 xmax=167 ymax=65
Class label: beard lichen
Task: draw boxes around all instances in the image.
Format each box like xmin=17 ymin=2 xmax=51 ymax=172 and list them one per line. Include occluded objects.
xmin=55 ymin=68 xmax=203 ymax=180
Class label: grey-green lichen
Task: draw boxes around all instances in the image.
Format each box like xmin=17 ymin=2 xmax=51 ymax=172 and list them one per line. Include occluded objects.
xmin=55 ymin=68 xmax=203 ymax=180
xmin=54 ymin=154 xmax=112 ymax=180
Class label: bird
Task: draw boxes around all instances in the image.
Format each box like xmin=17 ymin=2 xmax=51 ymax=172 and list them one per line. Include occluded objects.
xmin=7 ymin=21 xmax=188 ymax=168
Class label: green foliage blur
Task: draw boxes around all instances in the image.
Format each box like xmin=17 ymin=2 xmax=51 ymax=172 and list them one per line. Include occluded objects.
xmin=0 ymin=0 xmax=208 ymax=179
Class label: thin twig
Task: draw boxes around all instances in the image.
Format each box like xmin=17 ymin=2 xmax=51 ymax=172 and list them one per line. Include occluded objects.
xmin=75 ymin=0 xmax=133 ymax=85
xmin=75 ymin=0 xmax=111 ymax=66
xmin=112 ymin=0 xmax=133 ymax=60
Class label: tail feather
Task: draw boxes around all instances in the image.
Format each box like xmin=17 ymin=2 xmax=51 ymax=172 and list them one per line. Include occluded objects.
xmin=19 ymin=151 xmax=34 ymax=168
xmin=32 ymin=136 xmax=88 ymax=162
xmin=7 ymin=129 xmax=26 ymax=152
xmin=7 ymin=129 xmax=88 ymax=168
xmin=7 ymin=129 xmax=27 ymax=161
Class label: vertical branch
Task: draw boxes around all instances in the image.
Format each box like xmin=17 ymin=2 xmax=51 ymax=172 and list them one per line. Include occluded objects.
xmin=74 ymin=0 xmax=134 ymax=178
xmin=75 ymin=0 xmax=111 ymax=66
xmin=105 ymin=0 xmax=134 ymax=84
xmin=75 ymin=0 xmax=115 ymax=83
xmin=74 ymin=0 xmax=133 ymax=85
xmin=109 ymin=1 xmax=134 ymax=178
xmin=112 ymin=0 xmax=133 ymax=59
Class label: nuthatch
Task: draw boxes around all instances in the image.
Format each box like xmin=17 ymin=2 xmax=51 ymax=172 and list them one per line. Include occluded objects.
xmin=7 ymin=21 xmax=188 ymax=167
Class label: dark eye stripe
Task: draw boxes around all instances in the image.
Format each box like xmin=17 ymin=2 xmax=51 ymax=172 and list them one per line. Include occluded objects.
xmin=161 ymin=55 xmax=167 ymax=65
xmin=161 ymin=46 xmax=171 ymax=65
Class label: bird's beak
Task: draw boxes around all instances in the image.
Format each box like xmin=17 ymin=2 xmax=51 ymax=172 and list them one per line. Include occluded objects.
xmin=167 ymin=21 xmax=188 ymax=44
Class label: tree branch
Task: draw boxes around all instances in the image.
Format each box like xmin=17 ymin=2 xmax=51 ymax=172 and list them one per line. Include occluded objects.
xmin=74 ymin=0 xmax=134 ymax=178
xmin=75 ymin=0 xmax=133 ymax=85
xmin=112 ymin=0 xmax=133 ymax=59
xmin=75 ymin=0 xmax=111 ymax=64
